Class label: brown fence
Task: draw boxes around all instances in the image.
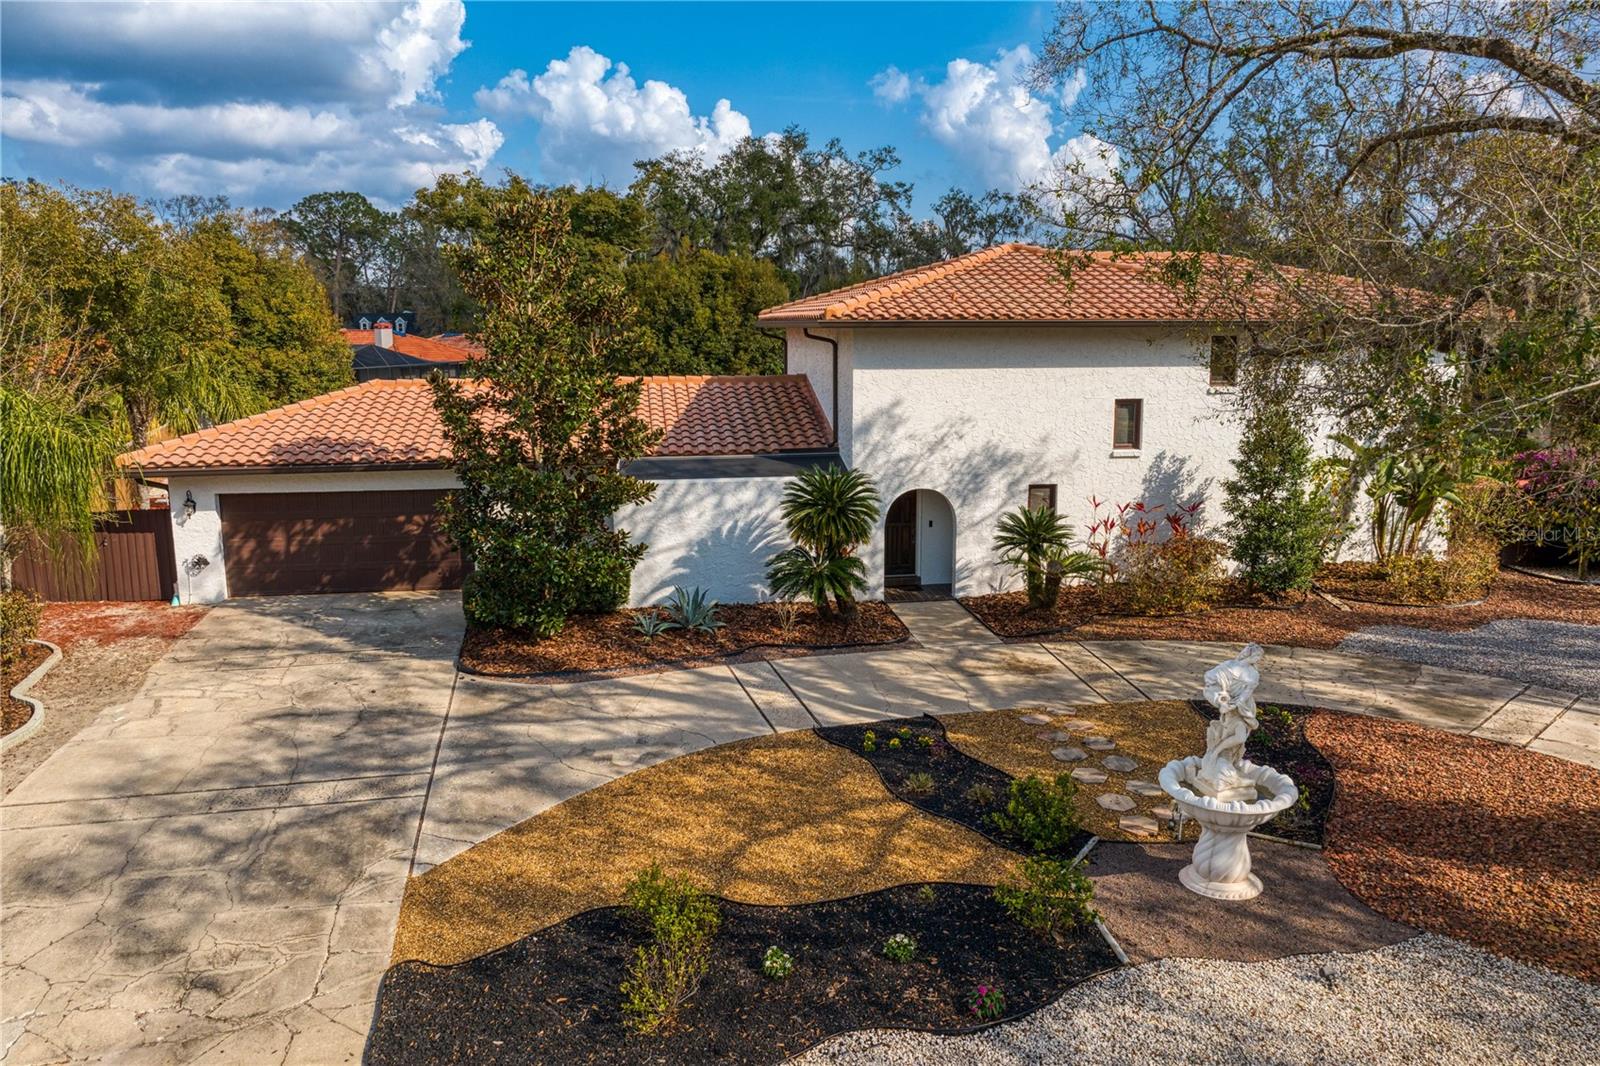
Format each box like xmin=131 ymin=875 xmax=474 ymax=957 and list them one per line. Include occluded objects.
xmin=12 ymin=509 xmax=178 ymax=602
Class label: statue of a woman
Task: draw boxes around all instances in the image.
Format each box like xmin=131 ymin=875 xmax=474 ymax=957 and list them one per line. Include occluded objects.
xmin=1197 ymin=643 xmax=1265 ymax=800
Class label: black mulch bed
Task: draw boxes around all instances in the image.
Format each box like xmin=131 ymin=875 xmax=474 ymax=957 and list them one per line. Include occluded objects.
xmin=814 ymin=715 xmax=1095 ymax=859
xmin=365 ymin=882 xmax=1119 ymax=1066
xmin=1189 ymin=700 xmax=1336 ymax=846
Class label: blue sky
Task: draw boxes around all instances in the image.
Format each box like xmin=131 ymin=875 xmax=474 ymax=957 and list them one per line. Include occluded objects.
xmin=0 ymin=1 xmax=1105 ymax=213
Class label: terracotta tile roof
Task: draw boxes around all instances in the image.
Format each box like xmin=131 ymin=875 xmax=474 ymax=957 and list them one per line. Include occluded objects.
xmin=341 ymin=329 xmax=474 ymax=362
xmin=120 ymin=376 xmax=834 ymax=473
xmin=757 ymin=244 xmax=1418 ymax=325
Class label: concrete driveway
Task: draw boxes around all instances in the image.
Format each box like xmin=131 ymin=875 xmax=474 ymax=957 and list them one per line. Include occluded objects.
xmin=4 ymin=592 xmax=1593 ymax=1064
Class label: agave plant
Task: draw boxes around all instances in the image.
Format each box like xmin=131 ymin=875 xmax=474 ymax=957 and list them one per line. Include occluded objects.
xmin=663 ymin=586 xmax=724 ymax=634
xmin=766 ymin=465 xmax=881 ymax=621
xmin=632 ymin=610 xmax=679 ymax=638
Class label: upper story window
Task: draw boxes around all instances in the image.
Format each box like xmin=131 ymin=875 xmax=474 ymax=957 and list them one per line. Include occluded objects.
xmin=1209 ymin=335 xmax=1239 ymax=387
xmin=1027 ymin=484 xmax=1057 ymax=512
xmin=1113 ymin=398 xmax=1143 ymax=450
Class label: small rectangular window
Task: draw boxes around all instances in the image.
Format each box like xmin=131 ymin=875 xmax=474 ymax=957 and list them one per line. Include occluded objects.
xmin=1027 ymin=484 xmax=1057 ymax=512
xmin=1113 ymin=399 xmax=1143 ymax=450
xmin=1209 ymin=335 xmax=1239 ymax=386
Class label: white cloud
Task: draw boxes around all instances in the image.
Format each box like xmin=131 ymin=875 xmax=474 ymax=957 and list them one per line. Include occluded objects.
xmin=870 ymin=66 xmax=912 ymax=105
xmin=476 ymin=46 xmax=752 ymax=185
xmin=0 ymin=1 xmax=496 ymax=205
xmin=368 ymin=0 xmax=470 ymax=107
xmin=891 ymin=45 xmax=1117 ymax=197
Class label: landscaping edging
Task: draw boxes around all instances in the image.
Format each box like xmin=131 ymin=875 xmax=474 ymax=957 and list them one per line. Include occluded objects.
xmin=456 ymin=632 xmax=914 ymax=685
xmin=1 ymin=639 xmax=61 ymax=752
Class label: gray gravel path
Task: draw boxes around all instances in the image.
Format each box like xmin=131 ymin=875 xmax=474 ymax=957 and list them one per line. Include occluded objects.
xmin=796 ymin=934 xmax=1600 ymax=1066
xmin=1337 ymin=619 xmax=1600 ymax=697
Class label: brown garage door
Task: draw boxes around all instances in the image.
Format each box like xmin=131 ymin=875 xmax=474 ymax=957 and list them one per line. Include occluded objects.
xmin=219 ymin=489 xmax=465 ymax=596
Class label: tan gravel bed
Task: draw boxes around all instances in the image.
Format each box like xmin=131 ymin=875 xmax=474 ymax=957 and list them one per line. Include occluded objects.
xmin=393 ymin=730 xmax=1018 ymax=966
xmin=1308 ymin=710 xmax=1600 ymax=982
xmin=937 ymin=703 xmax=1205 ymax=840
xmin=796 ymin=934 xmax=1600 ymax=1065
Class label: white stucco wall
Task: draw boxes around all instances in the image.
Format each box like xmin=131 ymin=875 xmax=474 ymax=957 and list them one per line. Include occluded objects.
xmin=166 ymin=469 xmax=462 ymax=603
xmin=785 ymin=327 xmax=853 ymax=456
xmin=623 ymin=475 xmax=792 ymax=606
xmin=843 ymin=325 xmax=1244 ymax=598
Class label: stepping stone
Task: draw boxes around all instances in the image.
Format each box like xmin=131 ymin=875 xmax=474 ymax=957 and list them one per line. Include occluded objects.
xmin=1059 ymin=719 xmax=1097 ymax=732
xmin=1151 ymin=804 xmax=1175 ymax=822
xmin=1118 ymin=814 xmax=1161 ymax=836
xmin=1126 ymin=779 xmax=1165 ymax=798
xmin=1102 ymin=755 xmax=1139 ymax=773
xmin=1039 ymin=730 xmax=1076 ymax=742
xmin=1096 ymin=793 xmax=1136 ymax=812
xmin=1051 ymin=746 xmax=1088 ymax=763
xmin=1084 ymin=737 xmax=1116 ymax=751
xmin=1069 ymin=767 xmax=1108 ymax=784
xmin=1018 ymin=713 xmax=1052 ymax=725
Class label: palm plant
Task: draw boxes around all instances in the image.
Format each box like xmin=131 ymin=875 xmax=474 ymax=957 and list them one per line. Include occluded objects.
xmin=766 ymin=465 xmax=880 ymax=621
xmin=994 ymin=505 xmax=1101 ymax=609
xmin=1331 ymin=435 xmax=1470 ymax=563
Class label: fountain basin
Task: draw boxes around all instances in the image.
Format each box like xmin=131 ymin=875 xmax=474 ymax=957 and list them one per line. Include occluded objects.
xmin=1158 ymin=756 xmax=1299 ymax=901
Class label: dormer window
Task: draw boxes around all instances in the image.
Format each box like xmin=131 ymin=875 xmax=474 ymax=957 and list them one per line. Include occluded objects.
xmin=358 ymin=317 xmax=371 ymax=329
xmin=1209 ymin=335 xmax=1239 ymax=387
xmin=394 ymin=318 xmax=407 ymax=335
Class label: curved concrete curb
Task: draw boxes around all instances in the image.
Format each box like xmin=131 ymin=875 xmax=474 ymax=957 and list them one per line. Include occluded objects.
xmin=2 ymin=638 xmax=62 ymax=752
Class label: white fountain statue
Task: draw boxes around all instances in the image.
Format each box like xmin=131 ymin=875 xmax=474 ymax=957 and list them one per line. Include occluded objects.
xmin=1158 ymin=643 xmax=1299 ymax=900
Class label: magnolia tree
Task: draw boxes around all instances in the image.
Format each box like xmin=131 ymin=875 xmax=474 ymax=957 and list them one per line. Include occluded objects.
xmin=431 ymin=189 xmax=660 ymax=635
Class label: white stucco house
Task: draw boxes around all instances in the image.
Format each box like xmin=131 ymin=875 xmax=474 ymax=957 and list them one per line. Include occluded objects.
xmin=126 ymin=244 xmax=1272 ymax=606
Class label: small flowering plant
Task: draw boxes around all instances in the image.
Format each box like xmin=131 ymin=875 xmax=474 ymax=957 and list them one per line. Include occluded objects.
xmin=862 ymin=729 xmax=877 ymax=753
xmin=882 ymin=933 xmax=917 ymax=963
xmin=762 ymin=945 xmax=794 ymax=979
xmin=970 ymin=984 xmax=1006 ymax=1021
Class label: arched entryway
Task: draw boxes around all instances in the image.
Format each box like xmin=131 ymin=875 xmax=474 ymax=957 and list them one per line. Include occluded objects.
xmin=884 ymin=489 xmax=956 ymax=595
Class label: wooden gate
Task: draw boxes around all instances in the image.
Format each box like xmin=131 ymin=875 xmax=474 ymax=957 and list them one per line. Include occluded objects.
xmin=12 ymin=509 xmax=177 ymax=602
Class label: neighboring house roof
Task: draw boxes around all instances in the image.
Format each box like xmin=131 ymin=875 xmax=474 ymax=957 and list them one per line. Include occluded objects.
xmin=340 ymin=329 xmax=474 ymax=362
xmin=428 ymin=333 xmax=486 ymax=357
xmin=120 ymin=375 xmax=834 ymax=474
xmin=757 ymin=243 xmax=1411 ymax=326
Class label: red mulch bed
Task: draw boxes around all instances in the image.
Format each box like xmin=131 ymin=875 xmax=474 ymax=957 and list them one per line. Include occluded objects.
xmin=460 ymin=601 xmax=909 ymax=678
xmin=2 ymin=641 xmax=53 ymax=736
xmin=39 ymin=601 xmax=208 ymax=651
xmin=1313 ymin=560 xmax=1483 ymax=606
xmin=1308 ymin=710 xmax=1600 ymax=983
xmin=960 ymin=569 xmax=1600 ymax=648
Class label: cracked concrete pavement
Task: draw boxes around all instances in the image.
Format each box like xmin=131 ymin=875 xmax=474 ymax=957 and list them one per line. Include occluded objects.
xmin=3 ymin=591 xmax=1593 ymax=1064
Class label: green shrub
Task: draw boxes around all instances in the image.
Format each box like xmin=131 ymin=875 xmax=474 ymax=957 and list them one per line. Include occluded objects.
xmin=994 ymin=856 xmax=1098 ymax=940
xmin=1385 ymin=537 xmax=1499 ymax=603
xmin=916 ymin=884 xmax=937 ymax=904
xmin=902 ymin=771 xmax=934 ymax=795
xmin=1222 ymin=405 xmax=1329 ymax=595
xmin=882 ymin=933 xmax=916 ymax=963
xmin=1117 ymin=534 xmax=1226 ymax=614
xmin=986 ymin=773 xmax=1081 ymax=854
xmin=620 ymin=865 xmax=721 ymax=1034
xmin=0 ymin=590 xmax=42 ymax=669
xmin=761 ymin=945 xmax=793 ymax=979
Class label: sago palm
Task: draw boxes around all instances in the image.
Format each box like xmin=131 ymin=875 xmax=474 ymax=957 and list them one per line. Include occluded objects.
xmin=767 ymin=465 xmax=881 ymax=620
xmin=994 ymin=505 xmax=1081 ymax=609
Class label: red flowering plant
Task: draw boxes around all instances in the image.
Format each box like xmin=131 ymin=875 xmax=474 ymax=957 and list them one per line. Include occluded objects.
xmin=969 ymin=983 xmax=1007 ymax=1021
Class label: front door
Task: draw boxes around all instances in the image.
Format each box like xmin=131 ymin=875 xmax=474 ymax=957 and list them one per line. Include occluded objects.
xmin=885 ymin=492 xmax=918 ymax=587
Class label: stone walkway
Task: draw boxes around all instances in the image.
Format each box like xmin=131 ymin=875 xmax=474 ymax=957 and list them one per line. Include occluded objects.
xmin=3 ymin=592 xmax=1594 ymax=1064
